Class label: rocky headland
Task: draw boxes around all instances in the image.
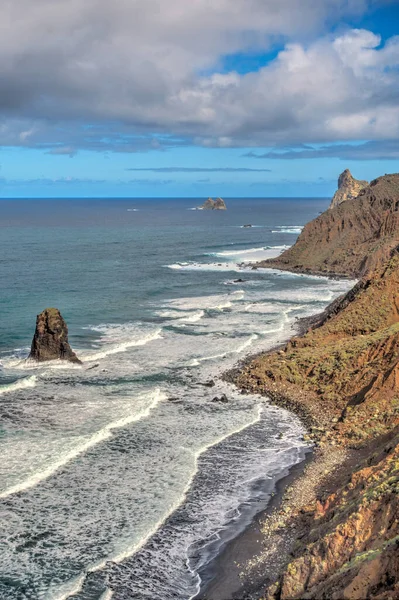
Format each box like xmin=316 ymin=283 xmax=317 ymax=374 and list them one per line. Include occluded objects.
xmin=200 ymin=197 xmax=227 ymax=210
xmin=211 ymin=171 xmax=399 ymax=600
xmin=260 ymin=172 xmax=399 ymax=278
xmin=29 ymin=307 xmax=81 ymax=363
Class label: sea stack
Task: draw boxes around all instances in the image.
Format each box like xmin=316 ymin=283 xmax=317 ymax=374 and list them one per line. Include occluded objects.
xmin=329 ymin=168 xmax=368 ymax=209
xmin=199 ymin=197 xmax=227 ymax=210
xmin=29 ymin=308 xmax=81 ymax=363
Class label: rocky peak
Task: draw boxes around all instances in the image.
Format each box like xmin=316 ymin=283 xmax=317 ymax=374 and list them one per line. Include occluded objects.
xmin=329 ymin=168 xmax=368 ymax=209
xmin=29 ymin=308 xmax=81 ymax=363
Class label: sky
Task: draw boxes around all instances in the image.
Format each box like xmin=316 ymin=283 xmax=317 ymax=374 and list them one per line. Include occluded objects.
xmin=0 ymin=0 xmax=398 ymax=198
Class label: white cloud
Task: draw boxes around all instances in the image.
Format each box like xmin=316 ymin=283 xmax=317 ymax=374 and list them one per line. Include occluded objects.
xmin=0 ymin=1 xmax=397 ymax=152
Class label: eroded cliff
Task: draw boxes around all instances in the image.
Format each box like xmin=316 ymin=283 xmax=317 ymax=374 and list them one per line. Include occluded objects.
xmin=261 ymin=173 xmax=399 ymax=278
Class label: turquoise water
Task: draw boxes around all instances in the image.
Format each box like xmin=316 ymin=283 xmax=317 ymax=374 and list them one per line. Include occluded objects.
xmin=0 ymin=198 xmax=353 ymax=599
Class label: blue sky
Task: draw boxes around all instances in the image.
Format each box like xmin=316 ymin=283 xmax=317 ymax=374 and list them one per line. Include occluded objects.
xmin=0 ymin=0 xmax=398 ymax=198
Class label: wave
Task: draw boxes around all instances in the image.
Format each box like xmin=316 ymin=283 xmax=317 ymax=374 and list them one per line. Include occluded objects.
xmin=189 ymin=333 xmax=258 ymax=366
xmin=0 ymin=375 xmax=37 ymax=395
xmin=167 ymin=262 xmax=241 ymax=272
xmin=127 ymin=209 xmax=139 ymax=212
xmin=167 ymin=246 xmax=288 ymax=271
xmin=80 ymin=325 xmax=163 ymax=361
xmin=272 ymin=228 xmax=302 ymax=234
xmin=164 ymin=291 xmax=244 ymax=312
xmin=209 ymin=246 xmax=269 ymax=257
xmin=274 ymin=225 xmax=304 ymax=230
xmin=0 ymin=389 xmax=166 ymax=500
xmin=50 ymin=404 xmax=263 ymax=600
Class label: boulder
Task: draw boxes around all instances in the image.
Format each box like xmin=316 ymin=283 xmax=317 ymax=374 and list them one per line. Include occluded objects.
xmin=212 ymin=393 xmax=228 ymax=403
xmin=29 ymin=308 xmax=81 ymax=363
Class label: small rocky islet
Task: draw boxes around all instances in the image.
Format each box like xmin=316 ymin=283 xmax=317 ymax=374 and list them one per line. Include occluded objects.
xmin=199 ymin=197 xmax=227 ymax=210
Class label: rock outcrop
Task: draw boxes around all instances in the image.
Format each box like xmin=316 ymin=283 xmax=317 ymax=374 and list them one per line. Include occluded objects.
xmin=234 ymin=248 xmax=399 ymax=599
xmin=29 ymin=308 xmax=81 ymax=363
xmin=261 ymin=173 xmax=399 ymax=277
xmin=199 ymin=197 xmax=227 ymax=210
xmin=329 ymin=169 xmax=368 ymax=210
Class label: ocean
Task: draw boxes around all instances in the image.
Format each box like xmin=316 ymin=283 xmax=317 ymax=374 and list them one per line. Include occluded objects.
xmin=0 ymin=198 xmax=354 ymax=600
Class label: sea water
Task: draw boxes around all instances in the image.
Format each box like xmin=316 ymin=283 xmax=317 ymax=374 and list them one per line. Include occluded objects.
xmin=0 ymin=198 xmax=354 ymax=599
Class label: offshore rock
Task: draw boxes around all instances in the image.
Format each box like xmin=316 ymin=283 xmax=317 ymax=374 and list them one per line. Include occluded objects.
xmin=329 ymin=169 xmax=368 ymax=210
xmin=200 ymin=197 xmax=227 ymax=210
xmin=29 ymin=308 xmax=81 ymax=363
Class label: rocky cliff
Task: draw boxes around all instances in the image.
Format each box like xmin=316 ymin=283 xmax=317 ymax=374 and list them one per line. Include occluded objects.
xmin=233 ymin=249 xmax=399 ymax=599
xmin=261 ymin=173 xmax=399 ymax=277
xmin=199 ymin=197 xmax=227 ymax=210
xmin=29 ymin=308 xmax=81 ymax=363
xmin=329 ymin=169 xmax=368 ymax=210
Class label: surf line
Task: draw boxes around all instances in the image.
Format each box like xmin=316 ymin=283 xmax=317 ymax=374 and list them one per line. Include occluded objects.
xmin=50 ymin=404 xmax=264 ymax=600
xmin=0 ymin=389 xmax=165 ymax=500
xmin=0 ymin=375 xmax=37 ymax=395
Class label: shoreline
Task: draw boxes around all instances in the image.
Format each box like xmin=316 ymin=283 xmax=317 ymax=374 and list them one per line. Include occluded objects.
xmin=195 ymin=450 xmax=314 ymax=599
xmin=195 ymin=291 xmax=358 ymax=599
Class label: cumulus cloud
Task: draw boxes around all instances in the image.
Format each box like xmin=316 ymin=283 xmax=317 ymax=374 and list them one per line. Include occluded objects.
xmin=0 ymin=0 xmax=397 ymax=154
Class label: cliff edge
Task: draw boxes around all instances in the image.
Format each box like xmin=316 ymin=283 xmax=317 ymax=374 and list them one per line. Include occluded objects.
xmin=261 ymin=173 xmax=399 ymax=277
xmin=29 ymin=308 xmax=81 ymax=363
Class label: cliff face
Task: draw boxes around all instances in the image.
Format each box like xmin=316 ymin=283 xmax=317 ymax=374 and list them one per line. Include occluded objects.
xmin=29 ymin=308 xmax=81 ymax=363
xmin=234 ymin=251 xmax=399 ymax=599
xmin=262 ymin=173 xmax=399 ymax=277
xmin=329 ymin=169 xmax=368 ymax=210
xmin=276 ymin=431 xmax=399 ymax=600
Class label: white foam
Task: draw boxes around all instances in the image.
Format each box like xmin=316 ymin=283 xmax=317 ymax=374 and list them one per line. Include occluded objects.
xmin=273 ymin=225 xmax=304 ymax=230
xmin=0 ymin=389 xmax=166 ymax=500
xmin=180 ymin=310 xmax=206 ymax=324
xmin=272 ymin=228 xmax=302 ymax=234
xmin=189 ymin=334 xmax=258 ymax=366
xmin=164 ymin=292 xmax=243 ymax=312
xmin=54 ymin=404 xmax=263 ymax=599
xmin=167 ymin=261 xmax=241 ymax=272
xmin=0 ymin=375 xmax=37 ymax=395
xmin=127 ymin=209 xmax=139 ymax=212
xmin=210 ymin=246 xmax=289 ymax=263
xmin=167 ymin=246 xmax=288 ymax=271
xmin=4 ymin=356 xmax=83 ymax=371
xmin=80 ymin=326 xmax=163 ymax=361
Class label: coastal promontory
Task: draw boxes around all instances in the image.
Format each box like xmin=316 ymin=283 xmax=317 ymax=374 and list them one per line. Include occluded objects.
xmin=29 ymin=308 xmax=81 ymax=363
xmin=261 ymin=172 xmax=399 ymax=277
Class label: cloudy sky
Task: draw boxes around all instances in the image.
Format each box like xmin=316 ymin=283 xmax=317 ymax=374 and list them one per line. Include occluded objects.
xmin=0 ymin=0 xmax=398 ymax=197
